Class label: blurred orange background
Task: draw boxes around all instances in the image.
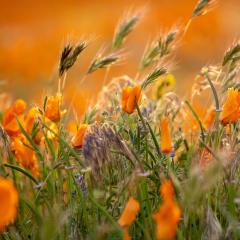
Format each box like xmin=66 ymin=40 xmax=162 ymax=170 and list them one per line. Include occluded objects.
xmin=0 ymin=0 xmax=239 ymax=115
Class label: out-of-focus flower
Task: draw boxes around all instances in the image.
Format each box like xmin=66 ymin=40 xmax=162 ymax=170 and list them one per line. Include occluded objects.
xmin=199 ymin=147 xmax=213 ymax=169
xmin=152 ymin=180 xmax=181 ymax=240
xmin=122 ymin=85 xmax=142 ymax=114
xmin=160 ymin=116 xmax=173 ymax=154
xmin=118 ymin=197 xmax=140 ymax=227
xmin=118 ymin=197 xmax=140 ymax=240
xmin=2 ymin=99 xmax=26 ymax=137
xmin=45 ymin=93 xmax=65 ymax=122
xmin=203 ymin=108 xmax=215 ymax=130
xmin=123 ymin=228 xmax=131 ymax=240
xmin=0 ymin=177 xmax=18 ymax=232
xmin=178 ymin=101 xmax=215 ymax=138
xmin=0 ymin=93 xmax=11 ymax=112
xmin=220 ymin=88 xmax=240 ymax=126
xmin=151 ymin=74 xmax=176 ymax=100
xmin=25 ymin=107 xmax=42 ymax=144
xmin=71 ymin=124 xmax=89 ymax=148
xmin=11 ymin=135 xmax=40 ymax=178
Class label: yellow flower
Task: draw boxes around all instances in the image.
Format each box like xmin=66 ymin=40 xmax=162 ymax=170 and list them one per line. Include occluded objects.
xmin=45 ymin=93 xmax=65 ymax=122
xmin=220 ymin=88 xmax=240 ymax=125
xmin=160 ymin=116 xmax=173 ymax=154
xmin=2 ymin=99 xmax=26 ymax=137
xmin=11 ymin=135 xmax=40 ymax=178
xmin=122 ymin=85 xmax=142 ymax=114
xmin=71 ymin=124 xmax=89 ymax=148
xmin=152 ymin=180 xmax=181 ymax=240
xmin=0 ymin=177 xmax=18 ymax=232
xmin=152 ymin=74 xmax=176 ymax=100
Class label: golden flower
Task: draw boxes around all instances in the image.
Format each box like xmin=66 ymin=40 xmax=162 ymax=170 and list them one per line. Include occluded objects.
xmin=11 ymin=135 xmax=40 ymax=178
xmin=220 ymin=88 xmax=240 ymax=125
xmin=118 ymin=197 xmax=140 ymax=227
xmin=0 ymin=177 xmax=18 ymax=232
xmin=160 ymin=116 xmax=173 ymax=154
xmin=45 ymin=93 xmax=65 ymax=122
xmin=152 ymin=74 xmax=176 ymax=100
xmin=71 ymin=124 xmax=89 ymax=148
xmin=2 ymin=99 xmax=27 ymax=137
xmin=152 ymin=180 xmax=181 ymax=240
xmin=122 ymin=85 xmax=142 ymax=114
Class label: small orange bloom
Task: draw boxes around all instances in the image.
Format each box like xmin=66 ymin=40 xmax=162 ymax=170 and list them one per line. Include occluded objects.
xmin=220 ymin=88 xmax=240 ymax=125
xmin=160 ymin=116 xmax=173 ymax=154
xmin=45 ymin=93 xmax=65 ymax=122
xmin=0 ymin=177 xmax=18 ymax=232
xmin=118 ymin=197 xmax=140 ymax=227
xmin=2 ymin=99 xmax=27 ymax=137
xmin=153 ymin=180 xmax=181 ymax=240
xmin=122 ymin=85 xmax=142 ymax=114
xmin=11 ymin=135 xmax=40 ymax=178
xmin=25 ymin=107 xmax=42 ymax=144
xmin=71 ymin=124 xmax=89 ymax=148
xmin=203 ymin=108 xmax=215 ymax=130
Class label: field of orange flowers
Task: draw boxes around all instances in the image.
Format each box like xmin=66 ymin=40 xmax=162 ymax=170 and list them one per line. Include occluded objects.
xmin=1 ymin=1 xmax=240 ymax=239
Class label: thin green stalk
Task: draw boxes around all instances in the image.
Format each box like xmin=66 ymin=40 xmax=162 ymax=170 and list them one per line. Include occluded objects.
xmin=4 ymin=163 xmax=38 ymax=184
xmin=185 ymin=100 xmax=206 ymax=142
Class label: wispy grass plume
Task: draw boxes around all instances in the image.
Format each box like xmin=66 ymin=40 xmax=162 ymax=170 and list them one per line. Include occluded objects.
xmin=87 ymin=51 xmax=121 ymax=74
xmin=141 ymin=66 xmax=167 ymax=89
xmin=112 ymin=9 xmax=142 ymax=50
xmin=140 ymin=29 xmax=178 ymax=70
xmin=192 ymin=0 xmax=216 ymax=17
xmin=59 ymin=41 xmax=87 ymax=76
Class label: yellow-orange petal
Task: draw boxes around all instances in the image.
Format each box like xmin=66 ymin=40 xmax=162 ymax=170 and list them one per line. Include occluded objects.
xmin=220 ymin=88 xmax=240 ymax=125
xmin=203 ymin=108 xmax=215 ymax=129
xmin=71 ymin=124 xmax=89 ymax=148
xmin=160 ymin=116 xmax=172 ymax=154
xmin=160 ymin=180 xmax=175 ymax=201
xmin=0 ymin=177 xmax=18 ymax=232
xmin=45 ymin=93 xmax=63 ymax=122
xmin=118 ymin=197 xmax=140 ymax=227
xmin=122 ymin=85 xmax=142 ymax=114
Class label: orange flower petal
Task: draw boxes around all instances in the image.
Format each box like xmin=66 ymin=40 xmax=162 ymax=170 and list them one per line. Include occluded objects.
xmin=118 ymin=197 xmax=140 ymax=227
xmin=0 ymin=177 xmax=18 ymax=232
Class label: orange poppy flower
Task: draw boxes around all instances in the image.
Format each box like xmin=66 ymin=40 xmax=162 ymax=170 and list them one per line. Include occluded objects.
xmin=118 ymin=197 xmax=140 ymax=227
xmin=203 ymin=108 xmax=215 ymax=130
xmin=25 ymin=107 xmax=42 ymax=144
xmin=2 ymin=99 xmax=26 ymax=137
xmin=152 ymin=180 xmax=181 ymax=240
xmin=220 ymin=88 xmax=240 ymax=125
xmin=160 ymin=116 xmax=173 ymax=154
xmin=45 ymin=93 xmax=65 ymax=122
xmin=71 ymin=124 xmax=89 ymax=148
xmin=122 ymin=85 xmax=142 ymax=114
xmin=11 ymin=135 xmax=40 ymax=178
xmin=0 ymin=177 xmax=18 ymax=232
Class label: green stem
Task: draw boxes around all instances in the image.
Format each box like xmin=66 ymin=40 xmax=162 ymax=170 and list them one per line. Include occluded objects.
xmin=185 ymin=100 xmax=206 ymax=142
xmin=4 ymin=163 xmax=38 ymax=184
